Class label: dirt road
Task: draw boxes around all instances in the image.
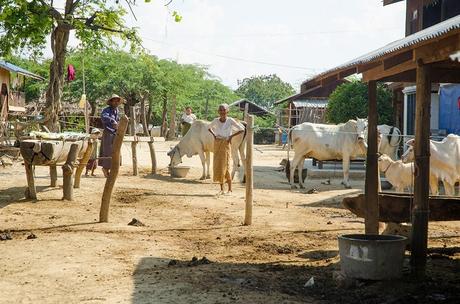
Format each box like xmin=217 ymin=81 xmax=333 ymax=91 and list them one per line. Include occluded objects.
xmin=1 ymin=142 xmax=459 ymax=303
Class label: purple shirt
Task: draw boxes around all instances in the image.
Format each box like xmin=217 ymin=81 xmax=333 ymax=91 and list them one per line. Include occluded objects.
xmin=101 ymin=106 xmax=120 ymax=134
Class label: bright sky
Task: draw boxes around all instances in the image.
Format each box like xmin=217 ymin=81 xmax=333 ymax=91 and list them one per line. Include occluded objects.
xmin=86 ymin=0 xmax=407 ymax=90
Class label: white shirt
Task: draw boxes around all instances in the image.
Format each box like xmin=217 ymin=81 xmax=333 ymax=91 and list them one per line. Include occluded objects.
xmin=208 ymin=117 xmax=245 ymax=138
xmin=181 ymin=113 xmax=196 ymax=124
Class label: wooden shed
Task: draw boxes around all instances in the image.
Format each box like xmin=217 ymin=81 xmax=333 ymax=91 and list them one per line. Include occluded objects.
xmin=303 ymin=13 xmax=460 ymax=274
xmin=276 ymin=79 xmax=348 ymax=127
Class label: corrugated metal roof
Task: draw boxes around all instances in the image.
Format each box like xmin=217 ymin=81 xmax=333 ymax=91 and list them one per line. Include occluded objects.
xmin=293 ymin=99 xmax=328 ymax=108
xmin=303 ymin=14 xmax=460 ymax=84
xmin=0 ymin=60 xmax=45 ymax=80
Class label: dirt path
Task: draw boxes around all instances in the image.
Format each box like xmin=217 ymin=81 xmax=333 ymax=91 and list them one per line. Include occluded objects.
xmin=1 ymin=142 xmax=459 ymax=303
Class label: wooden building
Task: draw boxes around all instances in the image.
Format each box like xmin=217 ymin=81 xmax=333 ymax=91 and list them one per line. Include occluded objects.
xmin=303 ymin=5 xmax=460 ymax=273
xmin=275 ymin=79 xmax=347 ymax=127
xmin=230 ymin=99 xmax=273 ymax=117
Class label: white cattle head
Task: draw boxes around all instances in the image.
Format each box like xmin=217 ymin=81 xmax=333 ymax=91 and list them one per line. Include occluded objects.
xmin=167 ymin=145 xmax=182 ymax=167
xmin=401 ymin=139 xmax=415 ymax=163
xmin=377 ymin=154 xmax=393 ymax=173
xmin=356 ymin=117 xmax=368 ymax=154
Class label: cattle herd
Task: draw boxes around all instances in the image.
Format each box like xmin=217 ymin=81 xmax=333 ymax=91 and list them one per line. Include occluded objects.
xmin=167 ymin=119 xmax=460 ymax=196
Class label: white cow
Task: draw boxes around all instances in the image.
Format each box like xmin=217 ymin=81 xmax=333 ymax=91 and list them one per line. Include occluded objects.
xmin=288 ymin=119 xmax=368 ymax=189
xmin=378 ymin=125 xmax=401 ymax=160
xmin=168 ymin=120 xmax=246 ymax=180
xmin=402 ymin=135 xmax=460 ymax=196
xmin=378 ymin=154 xmax=414 ymax=192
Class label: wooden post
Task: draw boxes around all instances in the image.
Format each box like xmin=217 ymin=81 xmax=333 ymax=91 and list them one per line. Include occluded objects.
xmin=244 ymin=102 xmax=249 ymax=121
xmin=50 ymin=165 xmax=57 ymax=187
xmin=62 ymin=143 xmax=79 ymax=201
xmin=99 ymin=115 xmax=128 ymax=222
xmin=24 ymin=162 xmax=36 ymax=200
xmin=244 ymin=115 xmax=254 ymax=226
xmin=140 ymin=98 xmax=157 ymax=174
xmin=130 ymin=106 xmax=138 ymax=176
xmin=74 ymin=140 xmax=94 ymax=188
xmin=411 ymin=60 xmax=431 ymax=274
xmin=364 ymin=80 xmax=379 ymax=234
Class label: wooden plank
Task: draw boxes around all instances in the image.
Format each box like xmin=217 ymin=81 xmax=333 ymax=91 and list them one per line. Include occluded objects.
xmin=342 ymin=193 xmax=460 ymax=222
xmin=383 ymin=50 xmax=413 ymax=70
xmin=50 ymin=165 xmax=57 ymax=187
xmin=363 ymin=60 xmax=416 ymax=82
xmin=411 ymin=59 xmax=431 ymax=274
xmin=20 ymin=140 xmax=87 ymax=165
xmin=364 ymin=80 xmax=379 ymax=234
xmin=123 ymin=136 xmax=154 ymax=143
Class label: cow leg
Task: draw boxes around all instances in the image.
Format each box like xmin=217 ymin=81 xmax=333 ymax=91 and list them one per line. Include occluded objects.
xmin=205 ymin=151 xmax=211 ymax=179
xmin=239 ymin=143 xmax=246 ymax=183
xmin=429 ymin=175 xmax=439 ymax=195
xmin=443 ymin=180 xmax=455 ymax=196
xmin=198 ymin=151 xmax=206 ymax=180
xmin=298 ymin=157 xmax=306 ymax=189
xmin=341 ymin=156 xmax=352 ymax=189
xmin=290 ymin=153 xmax=303 ymax=189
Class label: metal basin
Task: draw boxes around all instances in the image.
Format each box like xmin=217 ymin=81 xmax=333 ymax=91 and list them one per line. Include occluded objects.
xmin=338 ymin=234 xmax=407 ymax=280
xmin=170 ymin=166 xmax=190 ymax=178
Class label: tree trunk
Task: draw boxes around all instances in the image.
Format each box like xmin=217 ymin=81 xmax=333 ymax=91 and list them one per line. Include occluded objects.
xmin=147 ymin=99 xmax=153 ymax=127
xmin=166 ymin=95 xmax=177 ymax=140
xmin=140 ymin=98 xmax=149 ymax=135
xmin=44 ymin=25 xmax=70 ymax=132
xmin=161 ymin=94 xmax=168 ymax=137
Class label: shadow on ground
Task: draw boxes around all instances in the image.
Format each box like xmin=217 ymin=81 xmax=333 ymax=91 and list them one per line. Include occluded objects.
xmin=0 ymin=186 xmax=51 ymax=208
xmin=131 ymin=254 xmax=460 ymax=304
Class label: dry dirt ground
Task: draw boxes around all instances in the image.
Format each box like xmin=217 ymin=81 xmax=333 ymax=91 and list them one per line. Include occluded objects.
xmin=1 ymin=141 xmax=459 ymax=304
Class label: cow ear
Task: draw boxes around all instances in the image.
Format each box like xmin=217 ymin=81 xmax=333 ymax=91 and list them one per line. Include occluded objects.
xmin=406 ymin=139 xmax=415 ymax=146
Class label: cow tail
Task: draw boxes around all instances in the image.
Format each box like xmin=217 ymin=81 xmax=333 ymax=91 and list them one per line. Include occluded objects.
xmin=287 ymin=128 xmax=292 ymax=162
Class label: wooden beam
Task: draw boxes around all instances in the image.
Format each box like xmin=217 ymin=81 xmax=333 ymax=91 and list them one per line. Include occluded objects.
xmin=343 ymin=193 xmax=460 ymax=222
xmin=364 ymin=80 xmax=379 ymax=234
xmin=383 ymin=50 xmax=413 ymax=70
xmin=357 ymin=61 xmax=381 ymax=74
xmin=379 ymin=69 xmax=416 ymax=83
xmin=414 ymin=34 xmax=460 ymax=64
xmin=431 ymin=68 xmax=460 ymax=83
xmin=411 ymin=59 xmax=431 ymax=275
xmin=338 ymin=67 xmax=357 ymax=79
xmin=363 ymin=60 xmax=416 ymax=82
xmin=320 ymin=74 xmax=339 ymax=86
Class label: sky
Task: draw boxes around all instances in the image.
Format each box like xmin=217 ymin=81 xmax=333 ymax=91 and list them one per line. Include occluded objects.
xmin=75 ymin=0 xmax=407 ymax=90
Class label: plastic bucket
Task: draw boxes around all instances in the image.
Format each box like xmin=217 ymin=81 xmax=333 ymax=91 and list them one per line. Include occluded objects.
xmin=338 ymin=234 xmax=407 ymax=280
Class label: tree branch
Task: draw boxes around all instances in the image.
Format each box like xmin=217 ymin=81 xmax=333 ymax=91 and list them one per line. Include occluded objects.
xmin=37 ymin=0 xmax=63 ymax=20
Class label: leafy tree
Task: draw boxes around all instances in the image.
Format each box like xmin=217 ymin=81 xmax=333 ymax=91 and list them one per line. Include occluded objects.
xmin=235 ymin=74 xmax=295 ymax=109
xmin=0 ymin=0 xmax=178 ymax=131
xmin=326 ymin=80 xmax=393 ymax=125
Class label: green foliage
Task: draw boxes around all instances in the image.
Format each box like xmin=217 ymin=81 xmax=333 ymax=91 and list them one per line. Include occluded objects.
xmin=326 ymin=81 xmax=393 ymax=125
xmin=0 ymin=0 xmax=144 ymax=57
xmin=235 ymin=74 xmax=295 ymax=109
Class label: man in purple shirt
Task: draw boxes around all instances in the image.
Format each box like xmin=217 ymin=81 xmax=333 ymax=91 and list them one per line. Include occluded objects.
xmin=99 ymin=94 xmax=123 ymax=177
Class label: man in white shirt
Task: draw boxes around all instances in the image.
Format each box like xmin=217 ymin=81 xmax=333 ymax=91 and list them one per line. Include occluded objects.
xmin=180 ymin=106 xmax=197 ymax=136
xmin=208 ymin=103 xmax=245 ymax=194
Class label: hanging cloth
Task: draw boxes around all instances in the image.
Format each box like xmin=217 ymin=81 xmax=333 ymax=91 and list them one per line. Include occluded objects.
xmin=67 ymin=64 xmax=76 ymax=82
